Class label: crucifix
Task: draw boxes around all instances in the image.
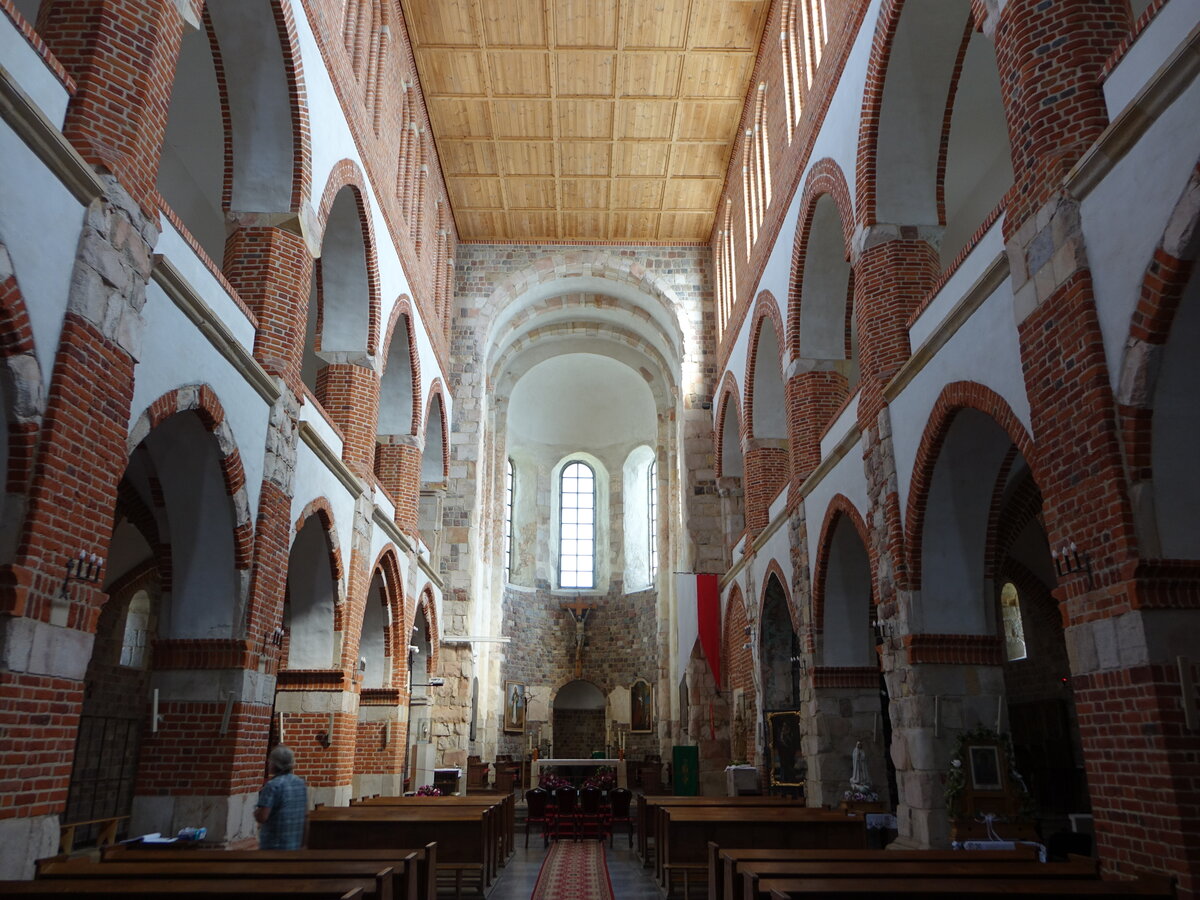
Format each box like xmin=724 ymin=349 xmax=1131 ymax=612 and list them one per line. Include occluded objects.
xmin=560 ymin=601 xmax=596 ymax=678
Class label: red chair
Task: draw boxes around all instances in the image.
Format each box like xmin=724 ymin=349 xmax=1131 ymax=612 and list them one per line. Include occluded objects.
xmin=608 ymin=787 xmax=634 ymax=848
xmin=525 ymin=787 xmax=552 ymax=848
xmin=552 ymin=787 xmax=578 ymax=841
xmin=578 ymin=786 xmax=605 ymax=841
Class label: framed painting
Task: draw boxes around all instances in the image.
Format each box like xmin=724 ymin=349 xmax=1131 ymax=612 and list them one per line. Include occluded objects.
xmin=766 ymin=709 xmax=805 ymax=787
xmin=503 ymin=681 xmax=526 ymax=734
xmin=968 ymin=744 xmax=1003 ymax=791
xmin=631 ymin=678 xmax=653 ymax=733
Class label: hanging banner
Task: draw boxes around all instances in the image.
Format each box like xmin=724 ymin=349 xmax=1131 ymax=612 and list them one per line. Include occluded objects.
xmin=696 ymin=573 xmax=721 ymax=689
xmin=675 ymin=573 xmax=722 ymax=689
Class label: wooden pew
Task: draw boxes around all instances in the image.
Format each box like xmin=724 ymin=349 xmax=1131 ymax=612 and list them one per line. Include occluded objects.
xmin=637 ymin=795 xmax=803 ymax=865
xmin=741 ymin=860 xmax=1098 ymax=900
xmin=308 ymin=806 xmax=490 ymax=900
xmin=102 ymin=844 xmax=437 ymax=900
xmin=765 ymin=875 xmax=1176 ymax=899
xmin=707 ymin=845 xmax=1040 ymax=900
xmin=351 ymin=793 xmax=515 ymax=862
xmin=0 ymin=879 xmax=369 ymax=898
xmin=656 ymin=807 xmax=865 ymax=898
xmin=35 ymin=859 xmax=398 ymax=900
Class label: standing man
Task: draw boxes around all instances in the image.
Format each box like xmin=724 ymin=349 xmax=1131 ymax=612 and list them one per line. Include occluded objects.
xmin=255 ymin=745 xmax=308 ymax=849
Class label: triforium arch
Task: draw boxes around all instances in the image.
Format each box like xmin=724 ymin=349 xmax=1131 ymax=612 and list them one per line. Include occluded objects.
xmin=312 ymin=160 xmax=382 ymax=360
xmin=0 ymin=245 xmax=43 ymax=579
xmin=379 ymin=296 xmax=423 ymax=436
xmin=1116 ymin=160 xmax=1200 ymax=560
xmin=854 ymin=0 xmax=1013 ymax=261
xmin=363 ymin=545 xmax=406 ymax=690
xmin=155 ymin=0 xmax=312 ymax=265
xmin=743 ymin=291 xmax=787 ymax=441
xmin=714 ymin=371 xmax=744 ymax=481
xmin=422 ymin=379 xmax=449 ymax=483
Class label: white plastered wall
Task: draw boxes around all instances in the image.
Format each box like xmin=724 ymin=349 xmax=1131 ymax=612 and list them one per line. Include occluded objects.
xmin=802 ymin=441 xmax=870 ymax=587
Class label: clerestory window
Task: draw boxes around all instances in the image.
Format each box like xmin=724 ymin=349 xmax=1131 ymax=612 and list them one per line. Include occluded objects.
xmin=648 ymin=458 xmax=658 ymax=582
xmin=504 ymin=458 xmax=514 ymax=581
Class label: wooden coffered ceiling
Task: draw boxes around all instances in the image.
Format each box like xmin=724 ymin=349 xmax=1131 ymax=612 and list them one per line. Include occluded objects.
xmin=399 ymin=0 xmax=771 ymax=243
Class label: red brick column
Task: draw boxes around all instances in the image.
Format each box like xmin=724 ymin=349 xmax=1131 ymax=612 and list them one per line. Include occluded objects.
xmin=353 ymin=691 xmax=408 ymax=797
xmin=743 ymin=441 xmax=789 ymax=536
xmin=315 ymin=364 xmax=381 ymax=478
xmin=375 ymin=437 xmax=422 ymax=534
xmin=991 ymin=0 xmax=1131 ymax=233
xmin=852 ymin=235 xmax=939 ymax=425
xmin=39 ymin=0 xmax=185 ymax=212
xmin=224 ymin=225 xmax=314 ymax=393
xmin=786 ymin=369 xmax=848 ymax=485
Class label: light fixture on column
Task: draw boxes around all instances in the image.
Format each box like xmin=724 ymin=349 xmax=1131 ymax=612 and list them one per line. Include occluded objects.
xmin=60 ymin=549 xmax=103 ymax=601
xmin=1051 ymin=541 xmax=1092 ymax=587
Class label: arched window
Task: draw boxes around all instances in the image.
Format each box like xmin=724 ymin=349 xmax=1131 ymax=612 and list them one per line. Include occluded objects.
xmin=120 ymin=591 xmax=154 ymax=669
xmin=560 ymin=461 xmax=595 ymax=589
xmin=1000 ymin=582 xmax=1027 ymax=661
xmin=648 ymin=458 xmax=658 ymax=582
xmin=504 ymin=458 xmax=514 ymax=581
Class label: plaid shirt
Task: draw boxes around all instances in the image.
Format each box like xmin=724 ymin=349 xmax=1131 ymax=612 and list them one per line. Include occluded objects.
xmin=256 ymin=772 xmax=308 ymax=849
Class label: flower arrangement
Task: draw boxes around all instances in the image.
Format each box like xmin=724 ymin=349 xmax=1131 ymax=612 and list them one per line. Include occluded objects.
xmin=943 ymin=725 xmax=1032 ymax=819
xmin=583 ymin=767 xmax=615 ymax=791
xmin=538 ymin=774 xmax=571 ymax=792
xmin=842 ymin=787 xmax=880 ymax=803
xmin=415 ymin=784 xmax=443 ymax=796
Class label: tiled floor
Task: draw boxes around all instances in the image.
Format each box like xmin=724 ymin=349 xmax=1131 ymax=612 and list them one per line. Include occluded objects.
xmin=485 ymin=838 xmax=664 ymax=899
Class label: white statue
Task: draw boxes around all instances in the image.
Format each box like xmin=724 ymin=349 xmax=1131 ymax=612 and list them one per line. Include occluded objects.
xmin=850 ymin=740 xmax=870 ymax=788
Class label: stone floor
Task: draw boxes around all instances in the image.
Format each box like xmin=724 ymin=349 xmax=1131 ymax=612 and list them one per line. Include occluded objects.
xmin=484 ymin=838 xmax=664 ymax=899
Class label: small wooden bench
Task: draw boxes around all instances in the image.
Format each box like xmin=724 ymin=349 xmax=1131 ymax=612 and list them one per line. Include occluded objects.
xmin=708 ymin=844 xmax=1041 ymax=900
xmin=764 ymin=875 xmax=1176 ymax=899
xmin=102 ymin=844 xmax=437 ymax=900
xmin=58 ymin=816 xmax=128 ymax=854
xmin=0 ymin=878 xmax=370 ymax=899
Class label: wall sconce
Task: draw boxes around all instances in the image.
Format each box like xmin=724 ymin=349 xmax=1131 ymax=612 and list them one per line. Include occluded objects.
xmin=61 ymin=550 xmax=103 ymax=601
xmin=872 ymin=617 xmax=898 ymax=640
xmin=269 ymin=627 xmax=284 ymax=647
xmin=317 ymin=712 xmax=334 ymax=748
xmin=1052 ymin=542 xmax=1092 ymax=587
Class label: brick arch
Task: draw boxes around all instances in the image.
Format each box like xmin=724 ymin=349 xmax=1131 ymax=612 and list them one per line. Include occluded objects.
xmin=314 ymin=159 xmax=382 ymax=356
xmin=787 ymin=159 xmax=855 ymax=355
xmin=811 ymin=494 xmax=876 ymax=645
xmin=0 ymin=245 xmax=44 ymax=515
xmin=127 ymin=385 xmax=254 ymax=569
xmin=369 ymin=544 xmax=406 ymax=687
xmin=714 ymin=370 xmax=743 ymax=479
xmin=1116 ymin=160 xmax=1200 ymax=497
xmin=854 ymin=0 xmax=907 ymax=228
xmin=904 ymin=381 xmax=1037 ymax=589
xmin=292 ymin=496 xmax=345 ymax=591
xmin=410 ymin=584 xmax=440 ymax=674
xmin=380 ymin=296 xmax=423 ymax=435
xmin=424 ymin=378 xmax=449 ymax=480
xmin=758 ymin=559 xmax=798 ymax=634
xmin=742 ymin=291 xmax=786 ymax=440
xmin=983 ymin=447 xmax=1047 ymax=588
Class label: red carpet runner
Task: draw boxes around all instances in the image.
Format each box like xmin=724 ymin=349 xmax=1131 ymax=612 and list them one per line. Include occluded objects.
xmin=530 ymin=841 xmax=615 ymax=900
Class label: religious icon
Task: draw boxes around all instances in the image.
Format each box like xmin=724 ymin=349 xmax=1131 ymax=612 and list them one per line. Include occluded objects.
xmin=631 ymin=679 xmax=653 ymax=733
xmin=969 ymin=744 xmax=1003 ymax=791
xmin=503 ymin=681 xmax=526 ymax=733
xmin=767 ymin=710 xmax=805 ymax=787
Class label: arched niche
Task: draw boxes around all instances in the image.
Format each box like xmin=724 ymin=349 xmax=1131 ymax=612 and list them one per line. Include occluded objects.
xmin=918 ymin=408 xmax=1019 ymax=634
xmin=137 ymin=413 xmax=239 ymax=639
xmin=1151 ymin=269 xmax=1200 ymax=558
xmin=553 ymin=679 xmax=605 ymax=758
xmin=421 ymin=394 xmax=445 ymax=483
xmin=360 ymin=570 xmax=391 ymax=689
xmin=821 ymin=516 xmax=873 ymax=667
xmin=378 ymin=313 xmax=416 ymax=437
xmin=622 ymin=444 xmax=658 ymax=592
xmin=285 ymin=515 xmax=338 ymax=669
xmin=798 ymin=194 xmax=855 ymax=382
xmin=751 ymin=319 xmax=787 ymax=440
xmin=315 ymin=187 xmax=372 ymax=359
xmin=760 ymin=573 xmax=797 ymax=709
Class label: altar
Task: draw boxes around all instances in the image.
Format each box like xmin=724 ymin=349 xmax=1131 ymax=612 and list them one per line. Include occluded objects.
xmin=531 ymin=758 xmax=628 ymax=789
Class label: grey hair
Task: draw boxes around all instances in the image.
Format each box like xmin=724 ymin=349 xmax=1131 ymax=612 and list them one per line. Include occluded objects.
xmin=269 ymin=745 xmax=295 ymax=774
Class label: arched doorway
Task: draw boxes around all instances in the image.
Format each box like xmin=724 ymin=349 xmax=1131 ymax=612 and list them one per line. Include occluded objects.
xmin=552 ymin=680 xmax=605 ymax=758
